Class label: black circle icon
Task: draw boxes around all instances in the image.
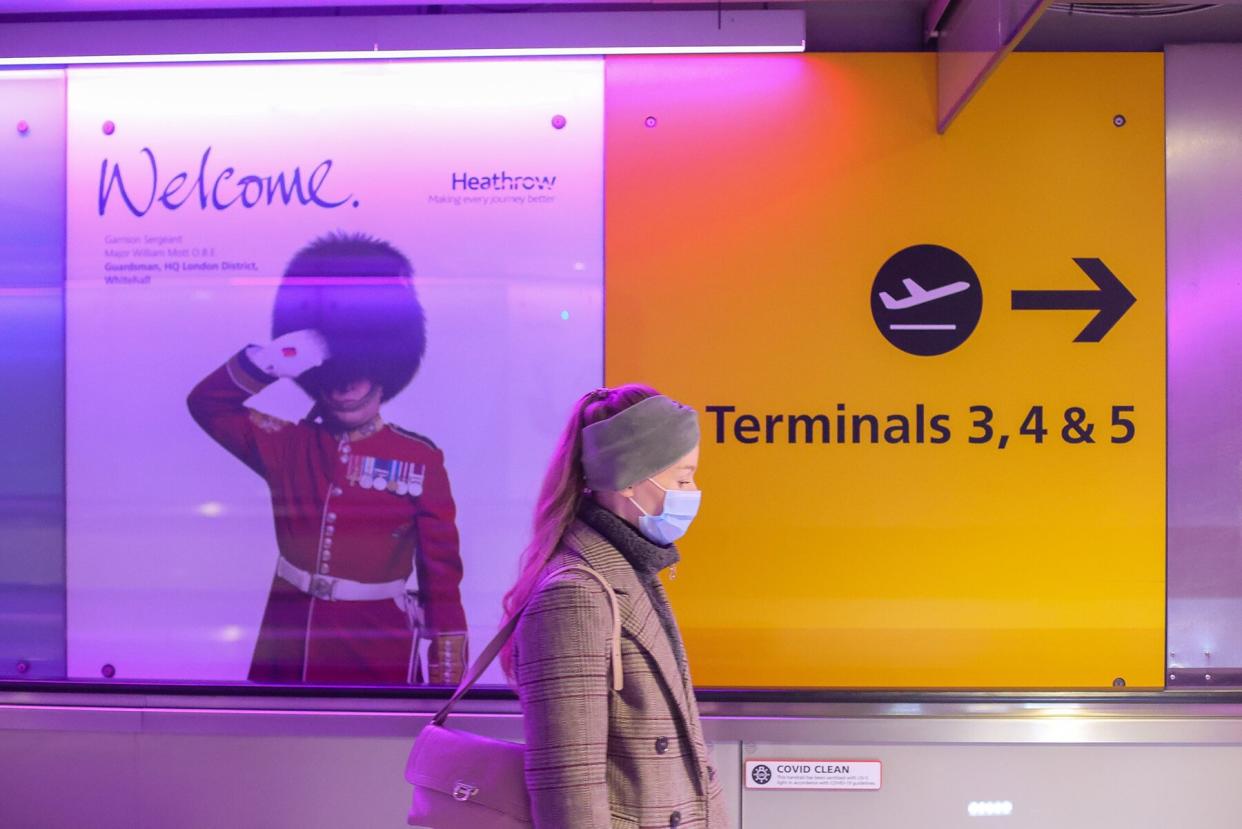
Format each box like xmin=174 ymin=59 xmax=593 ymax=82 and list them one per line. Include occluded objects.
xmin=751 ymin=764 xmax=772 ymax=785
xmin=870 ymin=244 xmax=982 ymax=356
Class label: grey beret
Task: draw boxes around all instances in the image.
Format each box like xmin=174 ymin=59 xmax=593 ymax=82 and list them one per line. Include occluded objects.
xmin=581 ymin=395 xmax=700 ymax=491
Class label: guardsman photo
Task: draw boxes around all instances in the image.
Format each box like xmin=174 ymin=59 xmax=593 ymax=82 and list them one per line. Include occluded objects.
xmin=187 ymin=231 xmax=468 ymax=685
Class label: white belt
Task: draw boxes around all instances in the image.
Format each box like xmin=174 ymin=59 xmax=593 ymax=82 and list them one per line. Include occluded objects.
xmin=277 ymin=556 xmax=408 ymax=602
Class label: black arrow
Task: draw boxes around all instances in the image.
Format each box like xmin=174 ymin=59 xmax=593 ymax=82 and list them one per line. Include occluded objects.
xmin=1011 ymin=258 xmax=1136 ymax=343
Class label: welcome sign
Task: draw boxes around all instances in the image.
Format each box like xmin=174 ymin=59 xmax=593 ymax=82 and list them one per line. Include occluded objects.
xmin=97 ymin=147 xmax=354 ymax=216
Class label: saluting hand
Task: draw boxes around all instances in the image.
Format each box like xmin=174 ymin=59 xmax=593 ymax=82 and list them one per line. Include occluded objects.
xmin=247 ymin=329 xmax=330 ymax=379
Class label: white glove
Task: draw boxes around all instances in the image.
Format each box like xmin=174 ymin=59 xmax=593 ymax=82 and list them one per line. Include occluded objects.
xmin=246 ymin=329 xmax=330 ymax=379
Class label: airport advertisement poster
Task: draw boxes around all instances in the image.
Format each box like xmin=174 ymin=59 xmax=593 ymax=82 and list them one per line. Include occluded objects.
xmin=62 ymin=60 xmax=604 ymax=684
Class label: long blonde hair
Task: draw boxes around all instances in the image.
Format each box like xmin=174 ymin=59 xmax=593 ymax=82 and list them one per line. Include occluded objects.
xmin=500 ymin=384 xmax=657 ymax=678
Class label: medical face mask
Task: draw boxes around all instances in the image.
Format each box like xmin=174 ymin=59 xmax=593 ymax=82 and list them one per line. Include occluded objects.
xmin=629 ymin=479 xmax=702 ymax=545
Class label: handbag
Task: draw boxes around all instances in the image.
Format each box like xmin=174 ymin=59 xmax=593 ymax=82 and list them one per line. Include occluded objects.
xmin=406 ymin=563 xmax=622 ymax=828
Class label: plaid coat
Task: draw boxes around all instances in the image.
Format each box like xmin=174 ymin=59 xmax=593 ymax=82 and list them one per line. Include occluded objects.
xmin=513 ymin=520 xmax=729 ymax=829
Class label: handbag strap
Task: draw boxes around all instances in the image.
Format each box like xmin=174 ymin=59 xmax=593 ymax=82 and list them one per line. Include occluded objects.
xmin=432 ymin=563 xmax=622 ymax=726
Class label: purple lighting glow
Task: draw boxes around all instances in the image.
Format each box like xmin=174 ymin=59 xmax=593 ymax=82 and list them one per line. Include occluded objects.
xmin=0 ymin=45 xmax=805 ymax=68
xmin=0 ymin=11 xmax=804 ymax=69
xmin=0 ymin=10 xmax=805 ymax=73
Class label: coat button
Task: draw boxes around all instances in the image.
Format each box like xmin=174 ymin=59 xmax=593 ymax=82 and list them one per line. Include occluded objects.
xmin=326 ymin=513 xmax=337 ymax=522
xmin=669 ymin=811 xmax=681 ymax=828
xmin=319 ymin=564 xmax=330 ymax=574
xmin=655 ymin=736 xmax=669 ymax=754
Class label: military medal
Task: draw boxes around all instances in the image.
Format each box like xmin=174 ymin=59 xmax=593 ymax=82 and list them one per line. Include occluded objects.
xmin=371 ymin=458 xmax=390 ymax=491
xmin=395 ymin=461 xmax=410 ymax=496
xmin=386 ymin=460 xmax=400 ymax=493
xmin=360 ymin=456 xmax=374 ymax=489
xmin=406 ymin=462 xmax=425 ymax=498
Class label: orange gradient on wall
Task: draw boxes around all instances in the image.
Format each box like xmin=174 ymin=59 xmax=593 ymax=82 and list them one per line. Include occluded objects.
xmin=604 ymin=53 xmax=1165 ymax=688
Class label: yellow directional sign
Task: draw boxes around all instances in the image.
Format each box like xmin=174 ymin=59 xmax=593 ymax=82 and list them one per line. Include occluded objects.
xmin=605 ymin=53 xmax=1165 ymax=688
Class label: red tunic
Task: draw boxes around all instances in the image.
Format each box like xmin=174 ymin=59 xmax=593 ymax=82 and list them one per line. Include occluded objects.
xmin=187 ymin=349 xmax=466 ymax=684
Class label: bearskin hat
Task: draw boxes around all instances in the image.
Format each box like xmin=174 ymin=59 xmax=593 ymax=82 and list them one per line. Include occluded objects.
xmin=271 ymin=231 xmax=426 ymax=402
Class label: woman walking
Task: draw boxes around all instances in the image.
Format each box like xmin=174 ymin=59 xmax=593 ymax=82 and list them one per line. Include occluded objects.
xmin=503 ymin=385 xmax=728 ymax=829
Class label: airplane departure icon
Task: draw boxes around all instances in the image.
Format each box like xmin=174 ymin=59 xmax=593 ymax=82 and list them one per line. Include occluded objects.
xmin=871 ymin=244 xmax=982 ymax=355
xmin=878 ymin=278 xmax=972 ymax=310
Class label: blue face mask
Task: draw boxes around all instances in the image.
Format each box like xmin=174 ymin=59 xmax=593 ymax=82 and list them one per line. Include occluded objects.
xmin=630 ymin=479 xmax=702 ymax=546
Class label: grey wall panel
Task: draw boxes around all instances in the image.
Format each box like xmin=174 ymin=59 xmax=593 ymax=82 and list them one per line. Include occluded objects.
xmin=138 ymin=734 xmax=416 ymax=829
xmin=1168 ymin=44 xmax=1242 ymax=677
xmin=0 ymin=730 xmax=139 ymax=829
xmin=0 ymin=70 xmax=67 ymax=680
xmin=740 ymin=742 xmax=1242 ymax=827
xmin=8 ymin=696 xmax=1242 ymax=828
xmin=0 ymin=717 xmax=742 ymax=828
xmin=710 ymin=740 xmax=743 ymax=828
